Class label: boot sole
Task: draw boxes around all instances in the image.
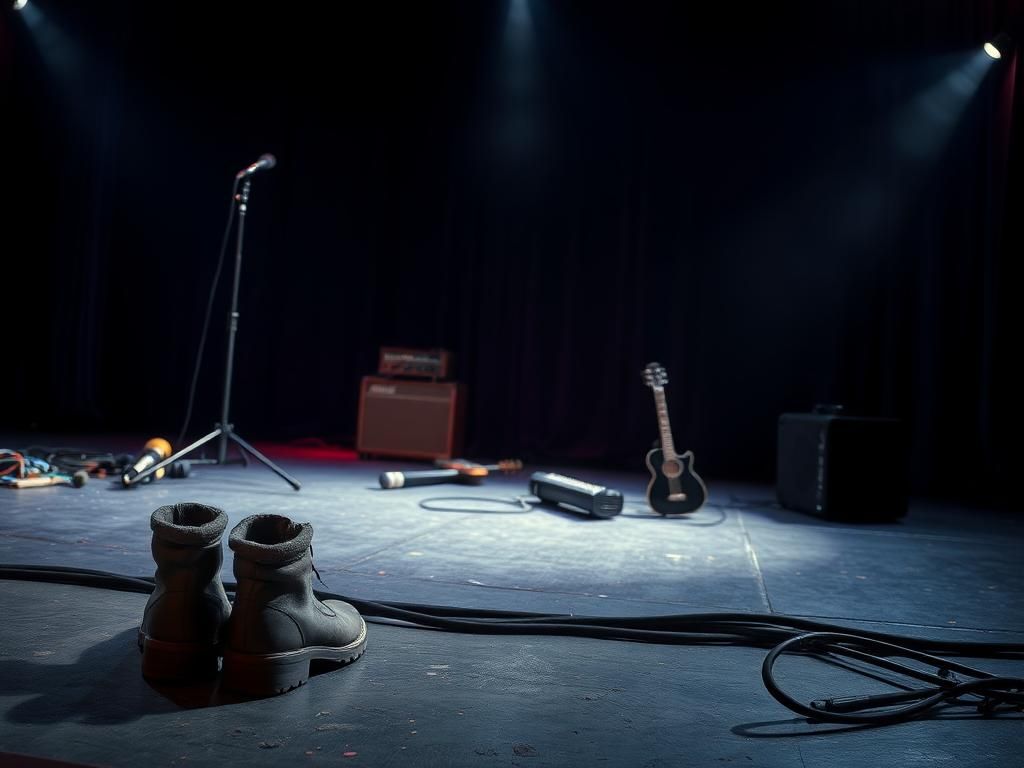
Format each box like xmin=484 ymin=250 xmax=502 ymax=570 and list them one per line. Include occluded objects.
xmin=221 ymin=620 xmax=367 ymax=697
xmin=138 ymin=631 xmax=221 ymax=681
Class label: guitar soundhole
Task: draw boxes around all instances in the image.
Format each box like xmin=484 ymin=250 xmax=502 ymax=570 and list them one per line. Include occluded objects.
xmin=662 ymin=460 xmax=683 ymax=478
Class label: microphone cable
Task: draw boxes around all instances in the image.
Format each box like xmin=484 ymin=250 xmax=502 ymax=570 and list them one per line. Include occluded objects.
xmin=175 ymin=177 xmax=240 ymax=448
xmin=16 ymin=446 xmax=127 ymax=475
xmin=417 ymin=495 xmax=729 ymax=524
xmin=3 ymin=563 xmax=1020 ymax=725
xmin=418 ymin=496 xmax=535 ymax=513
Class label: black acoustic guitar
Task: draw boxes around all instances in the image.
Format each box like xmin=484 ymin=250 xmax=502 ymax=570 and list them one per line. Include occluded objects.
xmin=642 ymin=362 xmax=707 ymax=515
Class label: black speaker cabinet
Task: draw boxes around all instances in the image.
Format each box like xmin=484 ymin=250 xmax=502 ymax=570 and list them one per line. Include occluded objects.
xmin=356 ymin=377 xmax=465 ymax=460
xmin=777 ymin=413 xmax=908 ymax=521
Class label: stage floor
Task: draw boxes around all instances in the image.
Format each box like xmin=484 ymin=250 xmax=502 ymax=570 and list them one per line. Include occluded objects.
xmin=1 ymin=438 xmax=1022 ymax=767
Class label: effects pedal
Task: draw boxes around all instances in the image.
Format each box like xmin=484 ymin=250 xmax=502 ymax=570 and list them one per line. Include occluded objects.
xmin=529 ymin=471 xmax=624 ymax=519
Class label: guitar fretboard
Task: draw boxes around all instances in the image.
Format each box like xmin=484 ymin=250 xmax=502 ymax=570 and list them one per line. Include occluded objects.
xmin=652 ymin=387 xmax=677 ymax=460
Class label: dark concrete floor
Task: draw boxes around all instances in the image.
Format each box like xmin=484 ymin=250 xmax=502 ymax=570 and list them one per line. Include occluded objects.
xmin=1 ymin=438 xmax=1022 ymax=767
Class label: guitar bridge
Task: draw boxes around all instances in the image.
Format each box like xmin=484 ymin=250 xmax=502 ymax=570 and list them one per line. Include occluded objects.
xmin=668 ymin=492 xmax=687 ymax=502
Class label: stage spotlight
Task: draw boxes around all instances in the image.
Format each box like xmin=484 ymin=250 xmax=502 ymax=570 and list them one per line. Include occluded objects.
xmin=13 ymin=0 xmax=28 ymax=10
xmin=984 ymin=32 xmax=1014 ymax=60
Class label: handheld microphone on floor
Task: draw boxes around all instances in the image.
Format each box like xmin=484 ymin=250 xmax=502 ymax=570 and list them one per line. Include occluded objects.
xmin=380 ymin=468 xmax=462 ymax=489
xmin=380 ymin=459 xmax=522 ymax=490
xmin=529 ymin=471 xmax=624 ymax=519
xmin=121 ymin=438 xmax=173 ymax=487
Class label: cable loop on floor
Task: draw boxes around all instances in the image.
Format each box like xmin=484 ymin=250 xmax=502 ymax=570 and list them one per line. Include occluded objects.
xmin=418 ymin=496 xmax=534 ymax=513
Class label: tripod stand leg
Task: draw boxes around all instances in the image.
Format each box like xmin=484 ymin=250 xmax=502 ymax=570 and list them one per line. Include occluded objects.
xmin=227 ymin=431 xmax=302 ymax=491
xmin=209 ymin=424 xmax=251 ymax=467
xmin=235 ymin=443 xmax=251 ymax=467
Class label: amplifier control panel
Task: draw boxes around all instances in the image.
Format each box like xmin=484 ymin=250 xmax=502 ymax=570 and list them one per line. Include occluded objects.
xmin=378 ymin=347 xmax=451 ymax=379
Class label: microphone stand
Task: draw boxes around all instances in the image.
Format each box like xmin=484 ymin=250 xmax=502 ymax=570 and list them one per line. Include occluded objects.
xmin=128 ymin=175 xmax=301 ymax=490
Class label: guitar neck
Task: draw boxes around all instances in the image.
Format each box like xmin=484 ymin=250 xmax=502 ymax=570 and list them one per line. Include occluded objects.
xmin=652 ymin=387 xmax=678 ymax=459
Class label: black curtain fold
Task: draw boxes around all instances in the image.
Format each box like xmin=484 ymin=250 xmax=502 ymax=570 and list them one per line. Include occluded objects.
xmin=4 ymin=0 xmax=1022 ymax=504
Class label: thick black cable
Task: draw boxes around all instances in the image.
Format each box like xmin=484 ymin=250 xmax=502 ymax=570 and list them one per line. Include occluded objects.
xmin=0 ymin=564 xmax=157 ymax=594
xmin=175 ymin=178 xmax=239 ymax=448
xmin=2 ymin=564 xmax=1021 ymax=725
xmin=761 ymin=632 xmax=1024 ymax=724
xmin=4 ymin=563 xmax=1023 ymax=654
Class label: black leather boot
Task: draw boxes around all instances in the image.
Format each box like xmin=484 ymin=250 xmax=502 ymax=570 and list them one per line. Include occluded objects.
xmin=222 ymin=514 xmax=367 ymax=696
xmin=139 ymin=503 xmax=232 ymax=680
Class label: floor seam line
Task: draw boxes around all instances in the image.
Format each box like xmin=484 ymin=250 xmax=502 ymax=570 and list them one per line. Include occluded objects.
xmin=738 ymin=511 xmax=774 ymax=613
xmin=332 ymin=517 xmax=473 ymax=569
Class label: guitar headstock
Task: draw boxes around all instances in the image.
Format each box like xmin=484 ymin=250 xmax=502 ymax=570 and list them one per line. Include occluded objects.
xmin=643 ymin=362 xmax=668 ymax=388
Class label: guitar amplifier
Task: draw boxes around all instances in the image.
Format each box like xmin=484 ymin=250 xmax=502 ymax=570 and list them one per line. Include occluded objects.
xmin=776 ymin=411 xmax=908 ymax=521
xmin=356 ymin=376 xmax=465 ymax=460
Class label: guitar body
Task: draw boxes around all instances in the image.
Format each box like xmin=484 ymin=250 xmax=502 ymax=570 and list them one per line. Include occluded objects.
xmin=644 ymin=448 xmax=707 ymax=515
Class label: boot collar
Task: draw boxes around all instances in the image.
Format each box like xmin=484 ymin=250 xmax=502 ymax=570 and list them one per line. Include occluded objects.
xmin=150 ymin=503 xmax=228 ymax=546
xmin=229 ymin=514 xmax=313 ymax=565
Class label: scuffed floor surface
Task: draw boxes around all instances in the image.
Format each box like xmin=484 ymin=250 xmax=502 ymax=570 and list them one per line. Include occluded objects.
xmin=1 ymin=440 xmax=1021 ymax=767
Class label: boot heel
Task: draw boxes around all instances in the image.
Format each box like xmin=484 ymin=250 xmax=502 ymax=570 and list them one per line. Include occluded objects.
xmin=222 ymin=650 xmax=311 ymax=697
xmin=140 ymin=635 xmax=220 ymax=681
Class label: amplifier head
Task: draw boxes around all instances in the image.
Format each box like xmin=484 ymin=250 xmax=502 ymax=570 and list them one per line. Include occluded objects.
xmin=378 ymin=347 xmax=452 ymax=379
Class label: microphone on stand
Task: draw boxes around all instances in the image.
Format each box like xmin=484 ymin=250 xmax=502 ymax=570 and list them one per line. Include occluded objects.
xmin=121 ymin=438 xmax=173 ymax=487
xmin=236 ymin=153 xmax=277 ymax=179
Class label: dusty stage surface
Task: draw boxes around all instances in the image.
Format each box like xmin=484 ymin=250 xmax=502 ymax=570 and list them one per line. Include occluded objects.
xmin=0 ymin=438 xmax=1021 ymax=767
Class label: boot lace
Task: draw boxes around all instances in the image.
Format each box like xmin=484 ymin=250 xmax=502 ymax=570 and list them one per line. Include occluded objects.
xmin=310 ymin=544 xmax=329 ymax=589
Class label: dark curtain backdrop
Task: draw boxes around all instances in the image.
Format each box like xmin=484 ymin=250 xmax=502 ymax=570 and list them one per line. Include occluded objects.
xmin=4 ymin=0 xmax=1022 ymax=504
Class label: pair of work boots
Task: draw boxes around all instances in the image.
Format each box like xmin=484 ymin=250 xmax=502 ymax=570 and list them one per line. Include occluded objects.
xmin=138 ymin=503 xmax=366 ymax=696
